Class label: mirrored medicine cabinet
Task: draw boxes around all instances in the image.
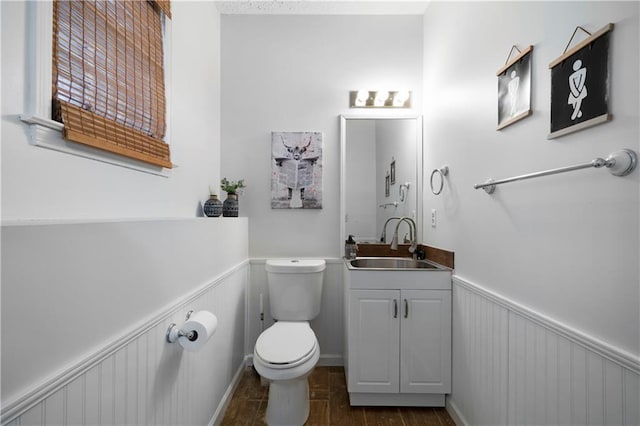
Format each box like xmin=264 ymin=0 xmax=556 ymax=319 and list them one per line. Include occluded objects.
xmin=339 ymin=115 xmax=423 ymax=251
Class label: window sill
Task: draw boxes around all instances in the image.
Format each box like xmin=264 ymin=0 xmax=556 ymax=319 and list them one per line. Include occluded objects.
xmin=20 ymin=114 xmax=173 ymax=177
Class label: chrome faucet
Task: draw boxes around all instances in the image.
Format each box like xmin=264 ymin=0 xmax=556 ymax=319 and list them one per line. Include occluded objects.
xmin=379 ymin=216 xmax=402 ymax=243
xmin=390 ymin=217 xmax=417 ymax=256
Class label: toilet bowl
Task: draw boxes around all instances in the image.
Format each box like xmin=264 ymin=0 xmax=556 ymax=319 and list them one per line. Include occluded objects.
xmin=253 ymin=321 xmax=320 ymax=425
xmin=254 ymin=259 xmax=325 ymax=426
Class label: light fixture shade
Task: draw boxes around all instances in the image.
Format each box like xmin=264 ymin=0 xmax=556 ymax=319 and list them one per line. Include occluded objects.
xmin=374 ymin=90 xmax=389 ymax=107
xmin=393 ymin=90 xmax=410 ymax=107
xmin=355 ymin=89 xmax=369 ymax=106
xmin=349 ymin=90 xmax=412 ymax=108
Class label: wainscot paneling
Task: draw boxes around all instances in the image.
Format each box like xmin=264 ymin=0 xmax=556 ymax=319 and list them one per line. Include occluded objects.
xmin=1 ymin=263 xmax=248 ymax=426
xmin=449 ymin=276 xmax=640 ymax=426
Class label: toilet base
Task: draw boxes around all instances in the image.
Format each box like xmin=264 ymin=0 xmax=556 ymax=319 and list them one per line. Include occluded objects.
xmin=265 ymin=378 xmax=310 ymax=426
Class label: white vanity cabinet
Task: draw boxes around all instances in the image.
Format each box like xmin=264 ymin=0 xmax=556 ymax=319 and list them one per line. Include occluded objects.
xmin=343 ymin=262 xmax=451 ymax=406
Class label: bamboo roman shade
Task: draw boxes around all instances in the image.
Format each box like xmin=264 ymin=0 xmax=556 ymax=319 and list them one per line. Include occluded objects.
xmin=52 ymin=0 xmax=172 ymax=168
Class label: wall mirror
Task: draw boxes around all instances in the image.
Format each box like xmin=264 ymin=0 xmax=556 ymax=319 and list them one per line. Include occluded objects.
xmin=340 ymin=115 xmax=423 ymax=251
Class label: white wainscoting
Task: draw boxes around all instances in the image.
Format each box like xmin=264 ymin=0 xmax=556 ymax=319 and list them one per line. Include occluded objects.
xmin=246 ymin=258 xmax=344 ymax=366
xmin=1 ymin=263 xmax=248 ymax=426
xmin=449 ymin=276 xmax=640 ymax=426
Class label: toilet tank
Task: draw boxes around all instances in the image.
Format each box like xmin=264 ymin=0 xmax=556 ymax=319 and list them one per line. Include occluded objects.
xmin=265 ymin=259 xmax=325 ymax=321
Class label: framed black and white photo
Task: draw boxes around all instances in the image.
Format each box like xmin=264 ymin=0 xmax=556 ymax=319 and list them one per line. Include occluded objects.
xmin=271 ymin=131 xmax=323 ymax=209
xmin=390 ymin=159 xmax=396 ymax=185
xmin=548 ymin=24 xmax=613 ymax=139
xmin=497 ymin=45 xmax=533 ymax=130
xmin=385 ymin=172 xmax=390 ymax=197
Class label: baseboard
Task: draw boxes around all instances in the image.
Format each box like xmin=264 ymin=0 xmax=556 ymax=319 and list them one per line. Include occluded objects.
xmin=445 ymin=398 xmax=468 ymax=426
xmin=209 ymin=355 xmax=250 ymax=426
xmin=317 ymin=354 xmax=344 ymax=367
xmin=349 ymin=392 xmax=445 ymax=407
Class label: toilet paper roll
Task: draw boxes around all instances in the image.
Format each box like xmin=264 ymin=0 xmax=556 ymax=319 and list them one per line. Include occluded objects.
xmin=178 ymin=310 xmax=218 ymax=351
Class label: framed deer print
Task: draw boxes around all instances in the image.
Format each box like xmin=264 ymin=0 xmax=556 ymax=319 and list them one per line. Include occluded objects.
xmin=271 ymin=131 xmax=323 ymax=209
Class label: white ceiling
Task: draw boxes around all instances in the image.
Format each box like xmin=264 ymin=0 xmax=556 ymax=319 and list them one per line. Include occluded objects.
xmin=215 ymin=1 xmax=431 ymax=15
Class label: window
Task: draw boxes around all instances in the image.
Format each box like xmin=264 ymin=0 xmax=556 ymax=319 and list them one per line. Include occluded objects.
xmin=52 ymin=0 xmax=172 ymax=168
xmin=20 ymin=1 xmax=172 ymax=175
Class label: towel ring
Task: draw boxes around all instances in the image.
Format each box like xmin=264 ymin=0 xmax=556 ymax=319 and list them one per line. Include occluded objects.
xmin=430 ymin=166 xmax=449 ymax=195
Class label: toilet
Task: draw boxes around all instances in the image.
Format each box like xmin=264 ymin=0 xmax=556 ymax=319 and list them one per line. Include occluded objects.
xmin=253 ymin=259 xmax=325 ymax=426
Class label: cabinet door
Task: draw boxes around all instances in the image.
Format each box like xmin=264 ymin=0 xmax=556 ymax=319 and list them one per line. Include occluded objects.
xmin=348 ymin=289 xmax=400 ymax=393
xmin=400 ymin=289 xmax=451 ymax=394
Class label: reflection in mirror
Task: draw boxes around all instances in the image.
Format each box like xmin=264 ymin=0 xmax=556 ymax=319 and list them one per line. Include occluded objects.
xmin=340 ymin=115 xmax=422 ymax=248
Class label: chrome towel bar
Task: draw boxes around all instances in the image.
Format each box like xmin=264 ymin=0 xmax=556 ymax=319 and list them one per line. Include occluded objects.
xmin=474 ymin=149 xmax=637 ymax=194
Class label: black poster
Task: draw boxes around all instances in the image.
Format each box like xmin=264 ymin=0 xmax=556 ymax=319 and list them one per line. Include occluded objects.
xmin=549 ymin=31 xmax=611 ymax=138
xmin=497 ymin=49 xmax=532 ymax=130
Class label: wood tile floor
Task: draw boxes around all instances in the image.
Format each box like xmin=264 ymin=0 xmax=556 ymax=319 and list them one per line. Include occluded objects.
xmin=221 ymin=366 xmax=456 ymax=425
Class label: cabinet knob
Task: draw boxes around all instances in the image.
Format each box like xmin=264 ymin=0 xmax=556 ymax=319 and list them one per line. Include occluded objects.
xmin=393 ymin=299 xmax=398 ymax=318
xmin=404 ymin=299 xmax=409 ymax=318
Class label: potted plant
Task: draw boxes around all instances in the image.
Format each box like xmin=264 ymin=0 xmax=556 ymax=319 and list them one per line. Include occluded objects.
xmin=220 ymin=178 xmax=246 ymax=217
xmin=221 ymin=178 xmax=246 ymax=195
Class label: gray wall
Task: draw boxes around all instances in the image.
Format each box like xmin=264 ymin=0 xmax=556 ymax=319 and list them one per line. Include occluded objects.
xmin=345 ymin=120 xmax=377 ymax=241
xmin=423 ymin=0 xmax=639 ymax=357
xmin=1 ymin=2 xmax=247 ymax=424
xmin=1 ymin=1 xmax=222 ymax=220
xmin=220 ymin=14 xmax=424 ymax=258
xmin=422 ymin=2 xmax=640 ymax=424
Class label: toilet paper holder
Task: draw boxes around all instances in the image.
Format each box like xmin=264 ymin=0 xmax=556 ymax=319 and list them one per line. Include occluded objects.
xmin=166 ymin=310 xmax=197 ymax=343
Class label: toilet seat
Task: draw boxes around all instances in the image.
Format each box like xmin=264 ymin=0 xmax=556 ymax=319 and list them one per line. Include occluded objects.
xmin=255 ymin=322 xmax=317 ymax=369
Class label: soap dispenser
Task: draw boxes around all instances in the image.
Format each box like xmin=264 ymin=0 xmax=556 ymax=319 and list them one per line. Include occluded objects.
xmin=345 ymin=235 xmax=358 ymax=260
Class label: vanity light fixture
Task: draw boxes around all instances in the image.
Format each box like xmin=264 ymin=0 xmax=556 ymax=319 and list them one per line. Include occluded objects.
xmin=349 ymin=90 xmax=412 ymax=108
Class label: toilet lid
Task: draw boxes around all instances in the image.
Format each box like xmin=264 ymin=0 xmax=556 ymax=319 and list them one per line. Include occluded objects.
xmin=265 ymin=259 xmax=326 ymax=273
xmin=255 ymin=322 xmax=317 ymax=365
